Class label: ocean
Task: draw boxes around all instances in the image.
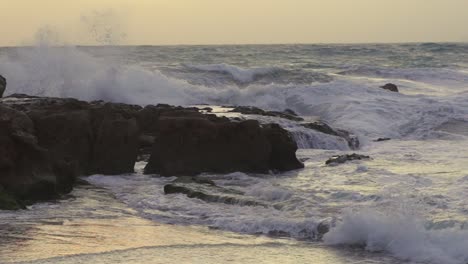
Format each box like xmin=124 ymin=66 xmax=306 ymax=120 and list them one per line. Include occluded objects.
xmin=1 ymin=43 xmax=468 ymax=264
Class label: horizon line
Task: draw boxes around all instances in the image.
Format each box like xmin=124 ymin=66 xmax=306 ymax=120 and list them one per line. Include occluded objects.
xmin=0 ymin=41 xmax=467 ymax=48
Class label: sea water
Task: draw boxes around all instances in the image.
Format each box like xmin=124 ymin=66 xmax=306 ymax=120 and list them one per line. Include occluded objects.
xmin=1 ymin=43 xmax=468 ymax=264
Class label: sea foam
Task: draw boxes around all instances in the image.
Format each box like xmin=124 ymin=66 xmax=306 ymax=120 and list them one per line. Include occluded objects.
xmin=324 ymin=208 xmax=468 ymax=264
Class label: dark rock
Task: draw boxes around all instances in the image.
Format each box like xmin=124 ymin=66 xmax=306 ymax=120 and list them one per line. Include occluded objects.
xmin=0 ymin=74 xmax=6 ymax=98
xmin=316 ymin=218 xmax=333 ymax=240
xmin=374 ymin=137 xmax=391 ymax=142
xmin=89 ymin=104 xmax=139 ymax=175
xmin=283 ymin=108 xmax=298 ymax=116
xmin=0 ymin=104 xmax=58 ymax=201
xmin=230 ymin=106 xmax=304 ymax=121
xmin=144 ymin=117 xmax=303 ymax=176
xmin=0 ymin=186 xmax=24 ymax=210
xmin=164 ymin=179 xmax=265 ymax=207
xmin=302 ymin=121 xmax=338 ymax=136
xmin=380 ymin=83 xmax=399 ymax=92
xmin=28 ymin=107 xmax=93 ymax=177
xmin=326 ymin=153 xmax=370 ymax=165
xmin=301 ymin=121 xmax=360 ymax=150
xmin=263 ymin=123 xmax=304 ymax=172
xmin=1 ymin=96 xmax=141 ymax=176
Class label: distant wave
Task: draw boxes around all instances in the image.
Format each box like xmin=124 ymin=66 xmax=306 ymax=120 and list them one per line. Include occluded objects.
xmin=338 ymin=66 xmax=468 ymax=86
xmin=173 ymin=63 xmax=333 ymax=86
xmin=184 ymin=63 xmax=281 ymax=84
xmin=2 ymin=46 xmax=468 ymax=141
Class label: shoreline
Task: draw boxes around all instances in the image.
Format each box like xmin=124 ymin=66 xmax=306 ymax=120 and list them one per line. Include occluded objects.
xmin=0 ymin=184 xmax=401 ymax=264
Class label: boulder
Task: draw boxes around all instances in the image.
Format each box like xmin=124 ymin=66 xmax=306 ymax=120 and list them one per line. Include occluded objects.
xmin=0 ymin=104 xmax=58 ymax=201
xmin=380 ymin=83 xmax=399 ymax=92
xmin=263 ymin=123 xmax=304 ymax=171
xmin=1 ymin=95 xmax=142 ymax=176
xmin=0 ymin=74 xmax=6 ymax=98
xmin=144 ymin=117 xmax=303 ymax=176
xmin=325 ymin=153 xmax=370 ymax=165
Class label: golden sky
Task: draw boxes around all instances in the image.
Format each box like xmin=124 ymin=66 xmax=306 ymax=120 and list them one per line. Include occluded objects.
xmin=1 ymin=0 xmax=468 ymax=46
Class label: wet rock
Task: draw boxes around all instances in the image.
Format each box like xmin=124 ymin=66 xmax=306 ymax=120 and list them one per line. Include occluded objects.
xmin=0 ymin=104 xmax=58 ymax=201
xmin=0 ymin=186 xmax=24 ymax=210
xmin=263 ymin=123 xmax=305 ymax=171
xmin=325 ymin=153 xmax=370 ymax=165
xmin=374 ymin=137 xmax=391 ymax=142
xmin=0 ymin=74 xmax=6 ymax=98
xmin=27 ymin=102 xmax=93 ymax=178
xmin=144 ymin=117 xmax=303 ymax=176
xmin=301 ymin=121 xmax=360 ymax=149
xmin=89 ymin=104 xmax=140 ymax=175
xmin=164 ymin=178 xmax=265 ymax=207
xmin=2 ymin=95 xmax=141 ymax=176
xmin=380 ymin=83 xmax=399 ymax=92
xmin=230 ymin=106 xmax=304 ymax=121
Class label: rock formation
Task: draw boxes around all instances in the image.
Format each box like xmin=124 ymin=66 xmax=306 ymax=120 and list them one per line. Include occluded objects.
xmin=0 ymin=75 xmax=6 ymax=98
xmin=380 ymin=83 xmax=399 ymax=92
xmin=0 ymin=84 xmax=304 ymax=208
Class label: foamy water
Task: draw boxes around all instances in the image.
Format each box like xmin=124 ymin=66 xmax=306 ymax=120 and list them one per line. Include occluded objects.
xmin=1 ymin=44 xmax=468 ymax=264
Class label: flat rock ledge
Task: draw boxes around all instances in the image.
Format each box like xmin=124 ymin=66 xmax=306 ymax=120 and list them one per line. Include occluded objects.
xmin=0 ymin=93 xmax=303 ymax=209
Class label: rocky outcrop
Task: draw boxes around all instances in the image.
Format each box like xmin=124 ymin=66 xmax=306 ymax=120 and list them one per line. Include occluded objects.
xmin=0 ymin=75 xmax=6 ymax=98
xmin=2 ymin=95 xmax=141 ymax=176
xmin=229 ymin=106 xmax=304 ymax=121
xmin=380 ymin=83 xmax=399 ymax=92
xmin=0 ymin=104 xmax=58 ymax=202
xmin=144 ymin=116 xmax=304 ymax=176
xmin=325 ymin=153 xmax=370 ymax=165
xmin=301 ymin=121 xmax=360 ymax=150
xmin=0 ymin=89 xmax=304 ymax=208
xmin=88 ymin=103 xmax=140 ymax=175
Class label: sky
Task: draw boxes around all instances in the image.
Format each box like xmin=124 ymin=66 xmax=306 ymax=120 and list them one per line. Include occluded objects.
xmin=1 ymin=0 xmax=468 ymax=46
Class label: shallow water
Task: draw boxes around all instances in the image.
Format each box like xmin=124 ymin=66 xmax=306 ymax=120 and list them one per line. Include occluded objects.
xmin=0 ymin=185 xmax=401 ymax=264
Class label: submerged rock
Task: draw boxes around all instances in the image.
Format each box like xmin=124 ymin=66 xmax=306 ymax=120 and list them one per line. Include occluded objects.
xmin=164 ymin=177 xmax=265 ymax=207
xmin=325 ymin=153 xmax=370 ymax=165
xmin=374 ymin=137 xmax=391 ymax=142
xmin=0 ymin=74 xmax=6 ymax=98
xmin=301 ymin=121 xmax=360 ymax=150
xmin=380 ymin=83 xmax=399 ymax=92
xmin=229 ymin=106 xmax=304 ymax=121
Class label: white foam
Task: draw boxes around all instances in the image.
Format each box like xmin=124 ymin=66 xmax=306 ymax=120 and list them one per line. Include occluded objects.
xmin=2 ymin=46 xmax=468 ymax=142
xmin=0 ymin=46 xmax=193 ymax=105
xmin=324 ymin=208 xmax=468 ymax=264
